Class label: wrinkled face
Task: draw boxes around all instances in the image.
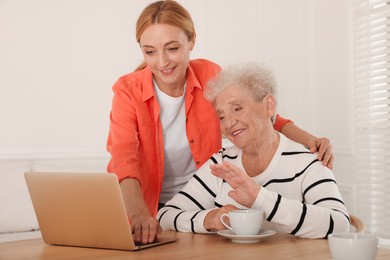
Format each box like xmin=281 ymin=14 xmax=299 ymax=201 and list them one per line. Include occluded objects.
xmin=215 ymin=85 xmax=273 ymax=150
xmin=139 ymin=24 xmax=194 ymax=91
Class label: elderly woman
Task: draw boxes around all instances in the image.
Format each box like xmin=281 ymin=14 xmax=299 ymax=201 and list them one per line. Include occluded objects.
xmin=157 ymin=63 xmax=350 ymax=238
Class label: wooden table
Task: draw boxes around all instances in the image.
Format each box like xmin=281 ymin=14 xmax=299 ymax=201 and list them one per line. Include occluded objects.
xmin=1 ymin=231 xmax=389 ymax=260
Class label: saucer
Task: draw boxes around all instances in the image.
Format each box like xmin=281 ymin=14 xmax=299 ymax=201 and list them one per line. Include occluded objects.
xmin=217 ymin=229 xmax=276 ymax=243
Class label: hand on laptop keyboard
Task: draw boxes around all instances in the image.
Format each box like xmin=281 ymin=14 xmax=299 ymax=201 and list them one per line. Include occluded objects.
xmin=131 ymin=215 xmax=162 ymax=244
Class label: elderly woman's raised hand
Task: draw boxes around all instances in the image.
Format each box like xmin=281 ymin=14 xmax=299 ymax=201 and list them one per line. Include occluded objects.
xmin=308 ymin=137 xmax=334 ymax=170
xmin=210 ymin=161 xmax=260 ymax=208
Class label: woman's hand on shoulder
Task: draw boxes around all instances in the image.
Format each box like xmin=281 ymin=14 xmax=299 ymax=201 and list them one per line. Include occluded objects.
xmin=279 ymin=122 xmax=334 ymax=170
xmin=308 ymin=137 xmax=334 ymax=170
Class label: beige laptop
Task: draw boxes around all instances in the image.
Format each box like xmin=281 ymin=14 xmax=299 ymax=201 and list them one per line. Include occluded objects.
xmin=24 ymin=172 xmax=177 ymax=251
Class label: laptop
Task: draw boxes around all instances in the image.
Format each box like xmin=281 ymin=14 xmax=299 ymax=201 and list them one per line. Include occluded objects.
xmin=24 ymin=171 xmax=177 ymax=251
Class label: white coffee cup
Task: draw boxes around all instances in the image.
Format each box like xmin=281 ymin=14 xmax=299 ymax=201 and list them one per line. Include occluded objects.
xmin=328 ymin=233 xmax=378 ymax=260
xmin=220 ymin=209 xmax=264 ymax=235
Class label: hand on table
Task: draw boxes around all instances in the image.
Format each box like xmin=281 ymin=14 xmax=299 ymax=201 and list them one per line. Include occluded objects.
xmin=308 ymin=137 xmax=334 ymax=170
xmin=204 ymin=204 xmax=239 ymax=231
xmin=210 ymin=161 xmax=260 ymax=208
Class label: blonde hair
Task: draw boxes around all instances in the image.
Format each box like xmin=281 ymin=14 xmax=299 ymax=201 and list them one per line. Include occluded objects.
xmin=134 ymin=0 xmax=195 ymax=71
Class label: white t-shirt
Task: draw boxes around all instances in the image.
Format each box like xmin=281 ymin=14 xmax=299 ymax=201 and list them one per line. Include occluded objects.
xmin=154 ymin=81 xmax=196 ymax=203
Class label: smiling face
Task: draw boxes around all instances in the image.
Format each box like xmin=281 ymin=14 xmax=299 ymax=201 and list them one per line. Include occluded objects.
xmin=215 ymin=84 xmax=275 ymax=151
xmin=139 ymin=23 xmax=195 ymax=96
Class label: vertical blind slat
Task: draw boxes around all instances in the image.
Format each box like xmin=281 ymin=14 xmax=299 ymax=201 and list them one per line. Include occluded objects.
xmin=354 ymin=0 xmax=390 ymax=236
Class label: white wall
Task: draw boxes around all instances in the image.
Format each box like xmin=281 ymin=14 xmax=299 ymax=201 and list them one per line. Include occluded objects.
xmin=0 ymin=1 xmax=357 ymax=208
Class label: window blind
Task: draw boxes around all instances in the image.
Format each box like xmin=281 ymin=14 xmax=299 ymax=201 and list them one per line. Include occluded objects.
xmin=354 ymin=0 xmax=390 ymax=236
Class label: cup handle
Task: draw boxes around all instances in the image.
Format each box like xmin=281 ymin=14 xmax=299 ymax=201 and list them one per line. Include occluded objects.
xmin=220 ymin=213 xmax=233 ymax=231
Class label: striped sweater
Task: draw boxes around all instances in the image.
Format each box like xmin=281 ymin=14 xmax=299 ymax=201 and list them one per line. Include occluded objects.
xmin=157 ymin=134 xmax=350 ymax=238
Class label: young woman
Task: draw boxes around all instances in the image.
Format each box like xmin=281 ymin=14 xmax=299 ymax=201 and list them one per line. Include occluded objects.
xmin=106 ymin=0 xmax=333 ymax=244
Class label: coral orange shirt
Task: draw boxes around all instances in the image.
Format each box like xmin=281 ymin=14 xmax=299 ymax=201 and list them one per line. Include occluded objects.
xmin=106 ymin=59 xmax=291 ymax=216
